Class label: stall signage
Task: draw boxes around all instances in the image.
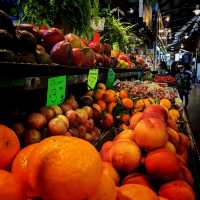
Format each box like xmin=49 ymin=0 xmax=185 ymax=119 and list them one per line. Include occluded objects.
xmin=106 ymin=68 xmax=116 ymax=88
xmin=46 ymin=75 xmax=67 ymax=106
xmin=87 ymin=69 xmax=99 ymax=90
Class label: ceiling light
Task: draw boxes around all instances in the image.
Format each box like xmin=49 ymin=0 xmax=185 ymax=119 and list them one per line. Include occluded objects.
xmin=193 ymin=5 xmax=200 ymax=16
xmin=165 ymin=16 xmax=170 ymax=22
xmin=129 ymin=8 xmax=134 ymax=14
xmin=184 ymin=34 xmax=189 ymax=39
xmin=181 ymin=44 xmax=184 ymax=48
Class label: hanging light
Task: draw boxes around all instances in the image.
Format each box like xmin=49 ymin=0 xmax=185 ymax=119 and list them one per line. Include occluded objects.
xmin=128 ymin=8 xmax=134 ymax=14
xmin=193 ymin=5 xmax=200 ymax=16
xmin=184 ymin=34 xmax=189 ymax=39
xmin=181 ymin=43 xmax=184 ymax=48
xmin=165 ymin=16 xmax=170 ymax=22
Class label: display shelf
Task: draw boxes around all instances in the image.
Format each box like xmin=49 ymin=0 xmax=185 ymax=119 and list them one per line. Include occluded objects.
xmin=0 ymin=62 xmax=143 ymax=90
xmin=182 ymin=110 xmax=200 ymax=198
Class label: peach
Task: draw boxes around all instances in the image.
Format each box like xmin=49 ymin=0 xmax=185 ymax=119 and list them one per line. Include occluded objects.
xmin=60 ymin=103 xmax=72 ymax=113
xmin=177 ymin=134 xmax=190 ymax=154
xmin=159 ymin=180 xmax=195 ymax=200
xmin=164 ymin=141 xmax=176 ymax=153
xmin=145 ymin=148 xmax=180 ymax=181
xmin=102 ymin=162 xmax=120 ymax=185
xmin=24 ymin=129 xmax=42 ymax=145
xmin=122 ymin=173 xmax=152 ymax=188
xmin=129 ymin=112 xmax=143 ymax=129
xmin=65 ymin=95 xmax=79 ymax=109
xmin=178 ymin=165 xmax=194 ymax=186
xmin=167 ymin=118 xmax=179 ymax=131
xmin=134 ymin=117 xmax=168 ymax=150
xmin=117 ymin=184 xmax=158 ymax=200
xmin=100 ymin=141 xmax=113 ymax=162
xmin=167 ymin=127 xmax=180 ymax=148
xmin=109 ymin=140 xmax=141 ymax=173
xmin=50 ymin=105 xmax=63 ymax=115
xmin=143 ymin=104 xmax=168 ymax=121
xmin=114 ymin=129 xmax=135 ymax=141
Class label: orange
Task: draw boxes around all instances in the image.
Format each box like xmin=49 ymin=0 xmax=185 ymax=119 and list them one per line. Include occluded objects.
xmin=88 ymin=172 xmax=117 ymax=200
xmin=160 ymin=99 xmax=172 ymax=110
xmin=97 ymin=100 xmax=106 ymax=111
xmin=97 ymin=83 xmax=106 ymax=90
xmin=134 ymin=99 xmax=145 ymax=111
xmin=95 ymin=89 xmax=105 ymax=100
xmin=102 ymin=162 xmax=120 ymax=185
xmin=12 ymin=143 xmax=38 ymax=196
xmin=120 ymin=113 xmax=130 ymax=123
xmin=0 ymin=124 xmax=20 ymax=169
xmin=122 ymin=98 xmax=134 ymax=109
xmin=0 ymin=169 xmax=25 ymax=200
xmin=119 ymin=123 xmax=129 ymax=130
xmin=117 ymin=184 xmax=158 ymax=200
xmin=168 ymin=109 xmax=180 ymax=122
xmin=104 ymin=90 xmax=116 ymax=103
xmin=28 ymin=136 xmax=102 ymax=200
xmin=119 ymin=90 xmax=128 ymax=99
xmin=108 ymin=102 xmax=117 ymax=114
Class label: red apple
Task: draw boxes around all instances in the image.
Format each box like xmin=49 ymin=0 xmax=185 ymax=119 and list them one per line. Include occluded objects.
xmin=48 ymin=115 xmax=69 ymax=135
xmin=27 ymin=113 xmax=47 ymax=129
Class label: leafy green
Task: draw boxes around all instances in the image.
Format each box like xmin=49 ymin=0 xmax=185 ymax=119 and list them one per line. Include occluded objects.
xmin=20 ymin=0 xmax=99 ymax=36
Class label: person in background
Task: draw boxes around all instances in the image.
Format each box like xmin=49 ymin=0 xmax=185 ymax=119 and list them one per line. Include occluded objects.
xmin=184 ymin=63 xmax=193 ymax=89
xmin=170 ymin=61 xmax=178 ymax=77
xmin=158 ymin=61 xmax=169 ymax=75
xmin=175 ymin=63 xmax=192 ymax=107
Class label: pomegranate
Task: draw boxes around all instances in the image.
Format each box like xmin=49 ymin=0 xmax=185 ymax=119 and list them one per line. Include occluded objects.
xmin=40 ymin=28 xmax=64 ymax=52
xmin=50 ymin=40 xmax=72 ymax=65
xmin=81 ymin=48 xmax=96 ymax=67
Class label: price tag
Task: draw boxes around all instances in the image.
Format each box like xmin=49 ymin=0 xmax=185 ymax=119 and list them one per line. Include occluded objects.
xmin=46 ymin=75 xmax=67 ymax=106
xmin=87 ymin=69 xmax=99 ymax=90
xmin=112 ymin=42 xmax=119 ymax=51
xmin=106 ymin=68 xmax=116 ymax=88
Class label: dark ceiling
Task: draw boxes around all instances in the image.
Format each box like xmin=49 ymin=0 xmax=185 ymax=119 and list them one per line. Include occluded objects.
xmin=158 ymin=0 xmax=199 ymax=33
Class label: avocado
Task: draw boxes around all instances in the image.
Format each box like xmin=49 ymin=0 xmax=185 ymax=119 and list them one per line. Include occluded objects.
xmin=0 ymin=29 xmax=14 ymax=50
xmin=0 ymin=10 xmax=15 ymax=34
xmin=16 ymin=30 xmax=37 ymax=53
xmin=0 ymin=49 xmax=16 ymax=62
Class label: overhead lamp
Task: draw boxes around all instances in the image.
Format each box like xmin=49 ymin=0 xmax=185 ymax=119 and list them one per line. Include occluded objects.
xmin=165 ymin=16 xmax=170 ymax=22
xmin=184 ymin=34 xmax=189 ymax=39
xmin=128 ymin=8 xmax=134 ymax=14
xmin=181 ymin=44 xmax=184 ymax=48
xmin=193 ymin=5 xmax=200 ymax=16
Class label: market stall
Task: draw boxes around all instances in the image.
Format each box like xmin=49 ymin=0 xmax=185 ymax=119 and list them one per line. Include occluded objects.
xmin=0 ymin=5 xmax=199 ymax=200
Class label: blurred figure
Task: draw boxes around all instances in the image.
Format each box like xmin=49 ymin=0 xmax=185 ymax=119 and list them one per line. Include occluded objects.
xmin=175 ymin=62 xmax=192 ymax=107
xmin=170 ymin=61 xmax=178 ymax=77
xmin=158 ymin=61 xmax=169 ymax=75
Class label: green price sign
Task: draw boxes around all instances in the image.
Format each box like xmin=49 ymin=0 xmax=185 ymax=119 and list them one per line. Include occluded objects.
xmin=46 ymin=75 xmax=67 ymax=106
xmin=87 ymin=69 xmax=99 ymax=90
xmin=106 ymin=68 xmax=116 ymax=88
xmin=112 ymin=42 xmax=119 ymax=51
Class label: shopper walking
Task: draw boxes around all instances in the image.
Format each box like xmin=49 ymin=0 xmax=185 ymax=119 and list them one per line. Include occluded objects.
xmin=175 ymin=63 xmax=192 ymax=107
xmin=170 ymin=61 xmax=178 ymax=77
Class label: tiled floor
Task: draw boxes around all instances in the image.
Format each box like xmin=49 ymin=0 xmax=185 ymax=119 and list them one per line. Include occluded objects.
xmin=187 ymin=84 xmax=200 ymax=140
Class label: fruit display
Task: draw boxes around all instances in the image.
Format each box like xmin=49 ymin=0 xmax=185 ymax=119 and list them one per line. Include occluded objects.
xmin=117 ymin=80 xmax=178 ymax=100
xmin=154 ymin=75 xmax=176 ymax=86
xmin=0 ymin=9 xmax=136 ymax=69
xmin=11 ymin=95 xmax=102 ymax=146
xmin=0 ymin=97 xmax=196 ymax=200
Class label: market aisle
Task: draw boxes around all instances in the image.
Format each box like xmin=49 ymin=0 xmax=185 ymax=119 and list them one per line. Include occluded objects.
xmin=187 ymin=84 xmax=200 ymax=140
